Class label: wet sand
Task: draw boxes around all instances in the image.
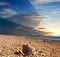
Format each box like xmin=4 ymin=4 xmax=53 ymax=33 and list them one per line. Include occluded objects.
xmin=0 ymin=35 xmax=60 ymax=57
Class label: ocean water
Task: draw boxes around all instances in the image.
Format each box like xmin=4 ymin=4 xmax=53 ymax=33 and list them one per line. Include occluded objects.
xmin=18 ymin=34 xmax=60 ymax=41
xmin=20 ymin=34 xmax=60 ymax=40
xmin=30 ymin=35 xmax=60 ymax=40
xmin=37 ymin=36 xmax=60 ymax=40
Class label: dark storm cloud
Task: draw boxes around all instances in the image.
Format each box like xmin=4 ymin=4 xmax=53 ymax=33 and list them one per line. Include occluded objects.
xmin=5 ymin=13 xmax=45 ymax=28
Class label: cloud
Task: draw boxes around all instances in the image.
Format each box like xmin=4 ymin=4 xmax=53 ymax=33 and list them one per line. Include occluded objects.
xmin=30 ymin=0 xmax=60 ymax=5
xmin=30 ymin=1 xmax=60 ymax=18
xmin=23 ymin=13 xmax=46 ymax=28
xmin=23 ymin=14 xmax=46 ymax=28
xmin=30 ymin=0 xmax=60 ymax=15
xmin=6 ymin=13 xmax=45 ymax=28
xmin=25 ymin=14 xmax=45 ymax=21
xmin=0 ymin=2 xmax=9 ymax=5
xmin=30 ymin=1 xmax=60 ymax=31
xmin=0 ymin=9 xmax=17 ymax=18
xmin=37 ymin=5 xmax=60 ymax=17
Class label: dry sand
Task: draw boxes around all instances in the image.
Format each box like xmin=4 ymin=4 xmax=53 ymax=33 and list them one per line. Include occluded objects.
xmin=0 ymin=35 xmax=60 ymax=57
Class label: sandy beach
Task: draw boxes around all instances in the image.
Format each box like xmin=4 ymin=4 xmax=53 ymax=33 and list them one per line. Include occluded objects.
xmin=0 ymin=35 xmax=60 ymax=57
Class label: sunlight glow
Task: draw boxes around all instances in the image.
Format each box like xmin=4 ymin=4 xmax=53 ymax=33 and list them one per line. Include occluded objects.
xmin=53 ymin=32 xmax=60 ymax=36
xmin=36 ymin=27 xmax=60 ymax=36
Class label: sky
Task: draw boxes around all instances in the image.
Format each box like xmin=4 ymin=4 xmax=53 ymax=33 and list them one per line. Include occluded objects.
xmin=30 ymin=0 xmax=60 ymax=34
xmin=0 ymin=0 xmax=60 ymax=36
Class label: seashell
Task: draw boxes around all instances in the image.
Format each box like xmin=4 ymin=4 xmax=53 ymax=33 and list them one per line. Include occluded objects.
xmin=22 ymin=43 xmax=35 ymax=56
